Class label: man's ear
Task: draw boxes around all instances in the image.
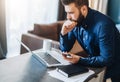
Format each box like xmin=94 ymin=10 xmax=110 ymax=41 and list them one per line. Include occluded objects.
xmin=80 ymin=5 xmax=88 ymax=17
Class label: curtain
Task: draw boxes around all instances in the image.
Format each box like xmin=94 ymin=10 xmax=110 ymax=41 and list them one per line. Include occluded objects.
xmin=89 ymin=0 xmax=108 ymax=14
xmin=57 ymin=0 xmax=66 ymax=20
xmin=6 ymin=0 xmax=59 ymax=57
xmin=0 ymin=0 xmax=7 ymax=59
xmin=0 ymin=43 xmax=4 ymax=59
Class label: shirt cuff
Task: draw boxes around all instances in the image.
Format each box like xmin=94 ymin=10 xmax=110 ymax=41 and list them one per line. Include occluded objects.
xmin=60 ymin=33 xmax=68 ymax=37
xmin=78 ymin=57 xmax=86 ymax=65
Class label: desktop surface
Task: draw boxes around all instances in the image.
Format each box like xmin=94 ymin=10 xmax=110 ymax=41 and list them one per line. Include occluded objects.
xmin=0 ymin=53 xmax=62 ymax=82
xmin=0 ymin=49 xmax=105 ymax=82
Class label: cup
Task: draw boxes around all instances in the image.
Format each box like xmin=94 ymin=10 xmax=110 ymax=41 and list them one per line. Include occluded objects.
xmin=43 ymin=39 xmax=52 ymax=52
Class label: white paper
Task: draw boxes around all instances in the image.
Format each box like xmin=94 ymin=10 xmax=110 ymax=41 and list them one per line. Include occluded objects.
xmin=48 ymin=69 xmax=95 ymax=82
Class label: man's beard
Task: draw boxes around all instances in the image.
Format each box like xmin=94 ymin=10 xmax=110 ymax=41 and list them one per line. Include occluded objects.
xmin=68 ymin=11 xmax=84 ymax=27
xmin=76 ymin=11 xmax=84 ymax=26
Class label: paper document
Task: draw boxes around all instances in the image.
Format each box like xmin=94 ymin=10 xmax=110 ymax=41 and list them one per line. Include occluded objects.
xmin=48 ymin=69 xmax=94 ymax=82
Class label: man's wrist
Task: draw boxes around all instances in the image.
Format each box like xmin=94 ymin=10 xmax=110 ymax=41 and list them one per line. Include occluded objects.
xmin=60 ymin=33 xmax=68 ymax=37
xmin=60 ymin=31 xmax=66 ymax=36
xmin=78 ymin=56 xmax=84 ymax=63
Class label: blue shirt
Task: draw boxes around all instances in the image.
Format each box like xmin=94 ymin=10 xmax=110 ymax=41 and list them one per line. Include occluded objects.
xmin=60 ymin=8 xmax=120 ymax=78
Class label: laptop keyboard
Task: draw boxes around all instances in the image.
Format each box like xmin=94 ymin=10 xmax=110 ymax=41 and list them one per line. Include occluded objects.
xmin=37 ymin=52 xmax=61 ymax=64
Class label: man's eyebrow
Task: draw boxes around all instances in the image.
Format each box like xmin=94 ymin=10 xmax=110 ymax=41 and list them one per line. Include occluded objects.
xmin=65 ymin=10 xmax=74 ymax=13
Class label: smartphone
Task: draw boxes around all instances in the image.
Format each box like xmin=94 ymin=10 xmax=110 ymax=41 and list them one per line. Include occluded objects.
xmin=62 ymin=53 xmax=72 ymax=58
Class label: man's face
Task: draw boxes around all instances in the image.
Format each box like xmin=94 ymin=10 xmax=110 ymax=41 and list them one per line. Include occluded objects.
xmin=65 ymin=3 xmax=84 ymax=23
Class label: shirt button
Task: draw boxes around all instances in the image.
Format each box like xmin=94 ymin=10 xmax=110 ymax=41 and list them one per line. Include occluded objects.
xmin=85 ymin=25 xmax=87 ymax=28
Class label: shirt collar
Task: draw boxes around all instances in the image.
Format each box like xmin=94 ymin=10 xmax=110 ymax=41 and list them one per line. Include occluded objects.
xmin=81 ymin=8 xmax=94 ymax=29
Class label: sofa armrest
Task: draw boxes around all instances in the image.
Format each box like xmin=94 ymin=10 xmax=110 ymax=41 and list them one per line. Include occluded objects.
xmin=20 ymin=33 xmax=60 ymax=54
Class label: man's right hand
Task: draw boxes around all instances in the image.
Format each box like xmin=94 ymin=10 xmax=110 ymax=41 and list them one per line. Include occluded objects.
xmin=62 ymin=52 xmax=81 ymax=64
xmin=61 ymin=20 xmax=77 ymax=36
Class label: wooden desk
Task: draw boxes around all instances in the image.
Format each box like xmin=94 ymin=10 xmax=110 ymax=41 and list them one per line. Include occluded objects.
xmin=0 ymin=51 xmax=105 ymax=82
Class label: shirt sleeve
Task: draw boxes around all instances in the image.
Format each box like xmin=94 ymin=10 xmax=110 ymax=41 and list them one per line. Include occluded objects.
xmin=60 ymin=31 xmax=76 ymax=52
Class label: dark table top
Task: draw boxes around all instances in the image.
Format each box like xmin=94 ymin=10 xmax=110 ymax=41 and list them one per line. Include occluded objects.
xmin=0 ymin=52 xmax=105 ymax=82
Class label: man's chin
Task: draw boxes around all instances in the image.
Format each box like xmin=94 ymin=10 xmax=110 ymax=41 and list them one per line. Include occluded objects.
xmin=76 ymin=17 xmax=84 ymax=26
xmin=76 ymin=20 xmax=82 ymax=26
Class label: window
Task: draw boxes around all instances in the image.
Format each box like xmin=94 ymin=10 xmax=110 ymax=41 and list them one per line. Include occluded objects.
xmin=6 ymin=0 xmax=59 ymax=57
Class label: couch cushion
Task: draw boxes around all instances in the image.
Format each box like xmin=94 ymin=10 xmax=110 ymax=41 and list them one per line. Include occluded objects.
xmin=33 ymin=23 xmax=58 ymax=41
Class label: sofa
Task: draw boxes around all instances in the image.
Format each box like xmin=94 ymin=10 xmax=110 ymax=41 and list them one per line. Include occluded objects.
xmin=20 ymin=21 xmax=84 ymax=55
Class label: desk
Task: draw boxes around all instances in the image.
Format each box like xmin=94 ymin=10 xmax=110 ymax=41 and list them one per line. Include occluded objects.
xmin=0 ymin=50 xmax=105 ymax=82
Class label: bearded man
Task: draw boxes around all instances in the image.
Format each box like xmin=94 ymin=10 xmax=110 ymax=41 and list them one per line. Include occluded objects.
xmin=60 ymin=0 xmax=120 ymax=82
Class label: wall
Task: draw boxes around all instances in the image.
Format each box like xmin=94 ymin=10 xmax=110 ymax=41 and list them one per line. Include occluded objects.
xmin=107 ymin=0 xmax=120 ymax=24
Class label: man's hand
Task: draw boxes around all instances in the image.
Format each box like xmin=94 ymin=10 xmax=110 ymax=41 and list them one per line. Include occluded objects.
xmin=61 ymin=20 xmax=77 ymax=36
xmin=62 ymin=52 xmax=81 ymax=64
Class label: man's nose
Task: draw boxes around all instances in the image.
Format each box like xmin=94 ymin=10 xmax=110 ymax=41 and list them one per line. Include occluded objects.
xmin=67 ymin=14 xmax=71 ymax=20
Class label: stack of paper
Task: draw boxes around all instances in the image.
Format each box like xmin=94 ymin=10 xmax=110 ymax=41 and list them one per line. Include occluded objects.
xmin=48 ymin=69 xmax=95 ymax=82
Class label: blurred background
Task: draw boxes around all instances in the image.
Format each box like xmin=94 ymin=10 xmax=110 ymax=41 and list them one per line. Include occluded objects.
xmin=0 ymin=0 xmax=120 ymax=59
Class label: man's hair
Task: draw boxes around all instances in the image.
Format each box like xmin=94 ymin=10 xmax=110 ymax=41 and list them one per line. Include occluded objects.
xmin=61 ymin=0 xmax=89 ymax=7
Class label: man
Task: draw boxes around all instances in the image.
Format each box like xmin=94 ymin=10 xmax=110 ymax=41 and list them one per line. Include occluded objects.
xmin=59 ymin=0 xmax=120 ymax=82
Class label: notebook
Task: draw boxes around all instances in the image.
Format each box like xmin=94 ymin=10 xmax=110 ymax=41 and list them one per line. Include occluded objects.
xmin=57 ymin=64 xmax=89 ymax=77
xmin=19 ymin=39 xmax=70 ymax=67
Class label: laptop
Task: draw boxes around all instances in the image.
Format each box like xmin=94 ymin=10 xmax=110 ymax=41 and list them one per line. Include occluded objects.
xmin=19 ymin=39 xmax=70 ymax=67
